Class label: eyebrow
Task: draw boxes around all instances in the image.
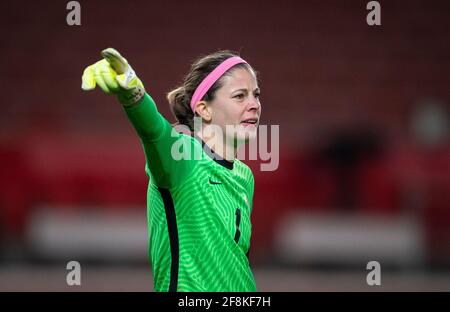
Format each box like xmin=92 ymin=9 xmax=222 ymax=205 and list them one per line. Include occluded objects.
xmin=232 ymin=87 xmax=260 ymax=94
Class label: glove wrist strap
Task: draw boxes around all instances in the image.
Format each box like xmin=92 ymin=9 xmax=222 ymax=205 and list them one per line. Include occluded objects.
xmin=118 ymin=86 xmax=145 ymax=107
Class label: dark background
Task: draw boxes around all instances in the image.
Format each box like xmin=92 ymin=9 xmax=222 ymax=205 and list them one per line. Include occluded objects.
xmin=0 ymin=0 xmax=448 ymax=291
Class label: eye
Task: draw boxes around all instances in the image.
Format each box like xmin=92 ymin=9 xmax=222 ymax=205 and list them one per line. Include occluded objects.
xmin=234 ymin=94 xmax=245 ymax=99
xmin=254 ymin=92 xmax=261 ymax=99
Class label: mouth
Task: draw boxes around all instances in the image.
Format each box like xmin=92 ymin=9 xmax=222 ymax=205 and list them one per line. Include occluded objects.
xmin=240 ymin=118 xmax=258 ymax=127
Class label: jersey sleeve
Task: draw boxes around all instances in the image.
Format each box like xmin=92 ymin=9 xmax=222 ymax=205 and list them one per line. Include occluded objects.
xmin=123 ymin=92 xmax=196 ymax=188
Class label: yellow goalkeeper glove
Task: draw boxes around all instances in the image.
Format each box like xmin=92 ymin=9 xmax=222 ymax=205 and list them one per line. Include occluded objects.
xmin=81 ymin=48 xmax=145 ymax=106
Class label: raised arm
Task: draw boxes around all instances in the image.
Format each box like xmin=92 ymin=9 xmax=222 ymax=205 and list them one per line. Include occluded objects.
xmin=81 ymin=48 xmax=195 ymax=188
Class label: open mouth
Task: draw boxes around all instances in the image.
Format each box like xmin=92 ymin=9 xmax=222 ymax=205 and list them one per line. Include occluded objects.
xmin=240 ymin=118 xmax=258 ymax=127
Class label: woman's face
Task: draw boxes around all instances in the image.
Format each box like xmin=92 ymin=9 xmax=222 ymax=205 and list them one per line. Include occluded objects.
xmin=208 ymin=67 xmax=261 ymax=145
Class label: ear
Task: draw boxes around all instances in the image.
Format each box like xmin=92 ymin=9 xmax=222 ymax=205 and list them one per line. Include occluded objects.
xmin=194 ymin=101 xmax=212 ymax=122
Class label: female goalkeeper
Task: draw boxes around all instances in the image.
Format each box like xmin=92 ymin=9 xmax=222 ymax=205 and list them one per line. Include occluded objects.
xmin=82 ymin=48 xmax=261 ymax=292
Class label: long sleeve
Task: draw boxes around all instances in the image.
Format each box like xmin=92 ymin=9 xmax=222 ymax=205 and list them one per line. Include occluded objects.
xmin=123 ymin=93 xmax=196 ymax=188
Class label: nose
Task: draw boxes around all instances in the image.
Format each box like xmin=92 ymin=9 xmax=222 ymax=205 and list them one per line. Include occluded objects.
xmin=247 ymin=95 xmax=261 ymax=111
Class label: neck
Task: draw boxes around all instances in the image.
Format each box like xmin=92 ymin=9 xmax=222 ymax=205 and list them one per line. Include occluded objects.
xmin=195 ymin=130 xmax=238 ymax=162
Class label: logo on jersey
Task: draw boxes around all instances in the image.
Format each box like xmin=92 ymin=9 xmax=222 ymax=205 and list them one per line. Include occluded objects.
xmin=209 ymin=178 xmax=222 ymax=185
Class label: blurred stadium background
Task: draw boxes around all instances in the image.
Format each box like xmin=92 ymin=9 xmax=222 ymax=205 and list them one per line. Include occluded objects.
xmin=0 ymin=0 xmax=449 ymax=291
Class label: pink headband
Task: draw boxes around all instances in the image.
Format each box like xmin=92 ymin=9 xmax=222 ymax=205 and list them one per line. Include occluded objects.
xmin=190 ymin=56 xmax=248 ymax=112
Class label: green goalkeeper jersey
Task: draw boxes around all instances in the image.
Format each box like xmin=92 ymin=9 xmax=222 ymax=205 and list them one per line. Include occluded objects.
xmin=124 ymin=93 xmax=256 ymax=292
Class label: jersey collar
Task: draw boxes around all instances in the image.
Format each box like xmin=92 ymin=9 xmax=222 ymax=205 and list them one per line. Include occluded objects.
xmin=192 ymin=134 xmax=234 ymax=170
